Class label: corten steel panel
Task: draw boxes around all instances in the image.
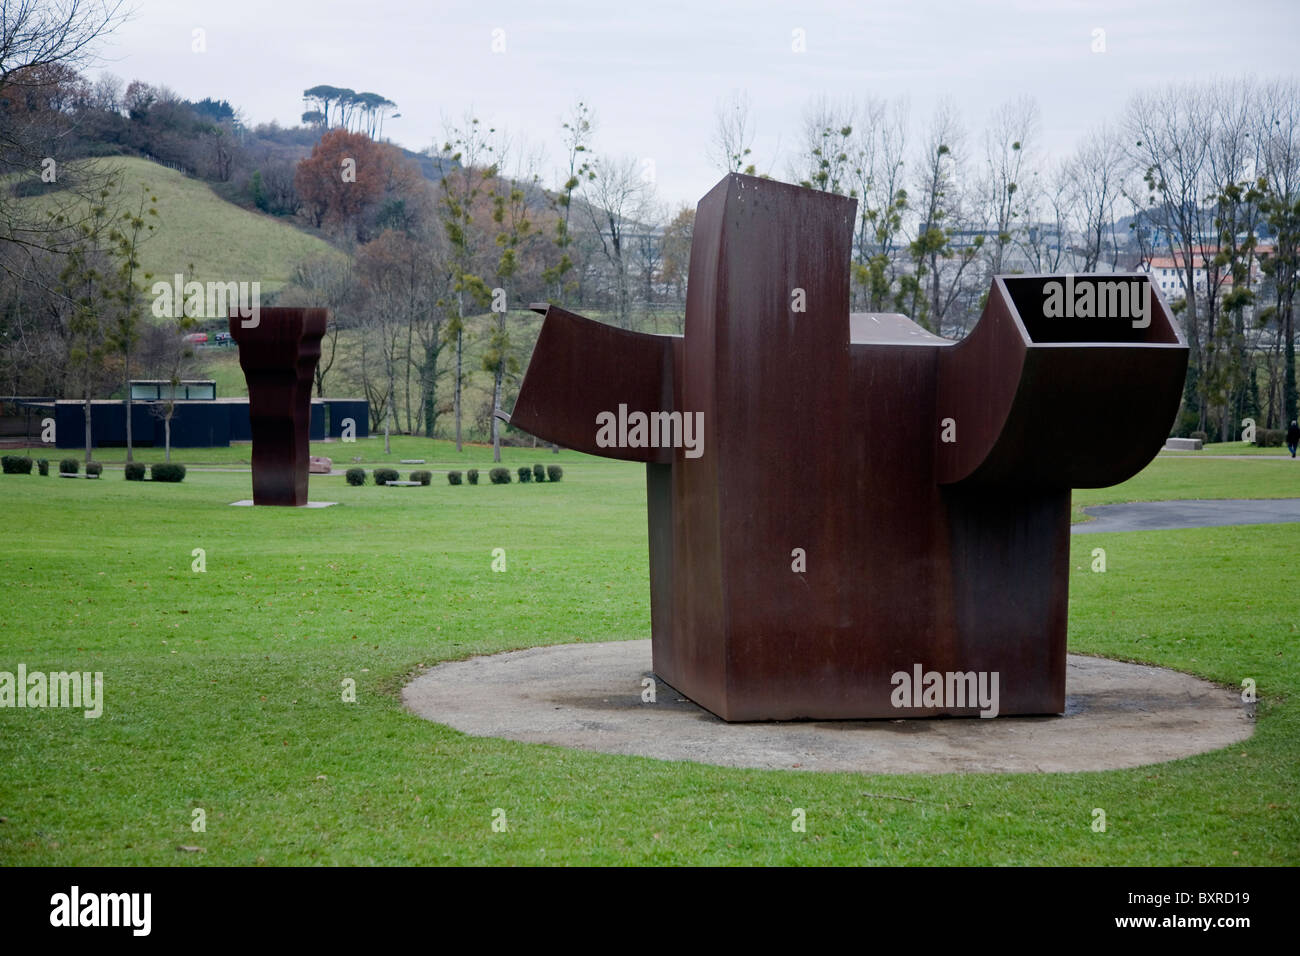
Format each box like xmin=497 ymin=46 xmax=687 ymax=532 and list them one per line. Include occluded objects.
xmin=510 ymin=306 xmax=676 ymax=464
xmin=229 ymin=308 xmax=327 ymax=506
xmin=509 ymin=172 xmax=1188 ymax=721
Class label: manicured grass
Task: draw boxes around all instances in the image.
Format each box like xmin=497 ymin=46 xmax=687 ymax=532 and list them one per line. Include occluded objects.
xmin=7 ymin=435 xmax=586 ymax=468
xmin=0 ymin=457 xmax=1296 ymax=865
xmin=1161 ymin=440 xmax=1295 ymax=456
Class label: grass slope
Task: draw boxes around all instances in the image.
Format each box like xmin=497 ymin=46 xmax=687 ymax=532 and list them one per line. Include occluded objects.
xmin=0 ymin=456 xmax=1296 ymax=865
xmin=24 ymin=156 xmax=342 ymax=295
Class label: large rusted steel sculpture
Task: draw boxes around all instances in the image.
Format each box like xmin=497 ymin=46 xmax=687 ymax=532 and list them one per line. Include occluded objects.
xmin=511 ymin=174 xmax=1188 ymax=721
xmin=230 ymin=308 xmax=328 ymax=506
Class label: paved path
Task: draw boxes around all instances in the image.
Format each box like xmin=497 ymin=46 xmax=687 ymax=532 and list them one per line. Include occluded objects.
xmin=1074 ymin=498 xmax=1300 ymax=534
xmin=1159 ymin=453 xmax=1295 ymax=460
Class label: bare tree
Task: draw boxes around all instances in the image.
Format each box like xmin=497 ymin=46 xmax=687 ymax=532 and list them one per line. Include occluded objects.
xmin=583 ymin=154 xmax=653 ymax=329
xmin=279 ymin=254 xmax=355 ymax=398
xmin=1259 ymin=76 xmax=1300 ymax=426
xmin=1019 ymin=158 xmax=1074 ymax=274
xmin=790 ymin=95 xmax=856 ymax=194
xmin=709 ymin=89 xmax=756 ymax=175
xmin=432 ymin=113 xmax=499 ymax=451
xmin=979 ymin=95 xmax=1040 ymax=276
xmin=1067 ymin=123 xmax=1129 ymax=272
xmin=544 ymin=100 xmax=594 ymax=302
xmin=140 ymin=280 xmax=200 ymax=463
xmin=908 ymin=101 xmax=981 ymax=334
xmin=1 ymin=0 xmax=129 ymax=265
xmin=1127 ymin=81 xmax=1213 ymax=426
xmin=848 ymin=97 xmax=909 ymax=310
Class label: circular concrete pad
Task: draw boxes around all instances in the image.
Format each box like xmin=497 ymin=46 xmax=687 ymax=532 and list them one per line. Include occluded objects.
xmin=402 ymin=640 xmax=1254 ymax=774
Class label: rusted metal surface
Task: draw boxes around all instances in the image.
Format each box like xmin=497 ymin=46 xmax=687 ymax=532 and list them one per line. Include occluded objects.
xmin=229 ymin=308 xmax=328 ymax=506
xmin=511 ymin=173 xmax=1188 ymax=721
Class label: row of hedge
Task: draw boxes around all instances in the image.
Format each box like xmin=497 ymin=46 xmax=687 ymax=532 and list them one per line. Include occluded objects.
xmin=3 ymin=456 xmax=101 ymax=477
xmin=0 ymin=455 xmax=184 ymax=481
xmin=344 ymin=464 xmax=564 ymax=486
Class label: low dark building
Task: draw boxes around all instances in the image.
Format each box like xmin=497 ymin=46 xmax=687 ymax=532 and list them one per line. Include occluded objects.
xmin=50 ymin=397 xmax=368 ymax=448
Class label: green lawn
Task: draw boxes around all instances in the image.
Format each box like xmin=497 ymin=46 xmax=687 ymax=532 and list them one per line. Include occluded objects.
xmin=11 ymin=435 xmax=578 ymax=468
xmin=0 ymin=456 xmax=1296 ymax=865
xmin=1161 ymin=440 xmax=1295 ymax=456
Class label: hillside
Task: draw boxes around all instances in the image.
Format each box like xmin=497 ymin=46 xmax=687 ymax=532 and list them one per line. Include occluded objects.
xmin=24 ymin=156 xmax=344 ymax=296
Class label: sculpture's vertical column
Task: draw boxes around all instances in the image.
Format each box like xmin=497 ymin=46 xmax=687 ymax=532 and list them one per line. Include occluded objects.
xmin=229 ymin=308 xmax=328 ymax=506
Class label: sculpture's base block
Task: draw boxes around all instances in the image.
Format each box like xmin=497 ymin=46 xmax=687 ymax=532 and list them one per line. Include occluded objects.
xmin=229 ymin=500 xmax=338 ymax=508
xmin=403 ymin=640 xmax=1253 ymax=774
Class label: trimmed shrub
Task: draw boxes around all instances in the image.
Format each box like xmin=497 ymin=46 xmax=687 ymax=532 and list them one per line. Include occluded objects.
xmin=373 ymin=467 xmax=399 ymax=485
xmin=489 ymin=467 xmax=511 ymax=484
xmin=125 ymin=462 xmax=146 ymax=481
xmin=411 ymin=470 xmax=432 ymax=485
xmin=345 ymin=467 xmax=366 ymax=486
xmin=59 ymin=458 xmax=79 ymax=475
xmin=533 ymin=463 xmax=546 ymax=482
xmin=1190 ymin=430 xmax=1208 ymax=443
xmin=85 ymin=461 xmax=102 ymax=478
xmin=1 ymin=455 xmax=33 ymax=474
xmin=36 ymin=458 xmax=49 ymax=476
xmin=547 ymin=465 xmax=563 ymax=482
xmin=151 ymin=463 xmax=186 ymax=482
xmin=1255 ymin=428 xmax=1285 ymax=448
xmin=467 ymin=468 xmax=479 ymax=485
xmin=517 ymin=466 xmax=532 ymax=483
xmin=446 ymin=470 xmax=462 ymax=485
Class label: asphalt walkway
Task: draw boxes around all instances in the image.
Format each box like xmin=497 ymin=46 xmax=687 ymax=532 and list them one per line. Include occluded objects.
xmin=1074 ymin=498 xmax=1300 ymax=533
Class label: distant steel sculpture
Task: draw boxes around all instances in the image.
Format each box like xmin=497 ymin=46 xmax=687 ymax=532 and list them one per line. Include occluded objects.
xmin=230 ymin=308 xmax=328 ymax=506
xmin=510 ymin=174 xmax=1188 ymax=721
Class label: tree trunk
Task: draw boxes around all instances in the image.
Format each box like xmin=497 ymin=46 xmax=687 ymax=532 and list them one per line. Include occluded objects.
xmin=385 ymin=366 xmax=393 ymax=455
xmin=165 ymin=412 xmax=172 ymax=462
xmin=492 ymin=366 xmax=502 ymax=463
xmin=422 ymin=339 xmax=439 ymax=438
xmin=454 ymin=326 xmax=463 ymax=452
xmin=405 ymin=317 xmax=415 ymax=435
xmin=124 ymin=361 xmax=133 ymax=463
xmin=83 ymin=393 xmax=93 ymax=464
xmin=1286 ymin=306 xmax=1297 ymax=426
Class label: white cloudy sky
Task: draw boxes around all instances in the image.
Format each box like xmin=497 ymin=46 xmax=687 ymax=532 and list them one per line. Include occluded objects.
xmin=96 ymin=0 xmax=1298 ymax=209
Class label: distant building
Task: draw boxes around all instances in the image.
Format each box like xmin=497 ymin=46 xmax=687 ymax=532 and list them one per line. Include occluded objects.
xmin=39 ymin=385 xmax=368 ymax=448
xmin=1140 ymin=244 xmax=1272 ymax=296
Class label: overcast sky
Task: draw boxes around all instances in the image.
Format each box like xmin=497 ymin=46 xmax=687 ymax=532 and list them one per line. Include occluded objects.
xmin=96 ymin=0 xmax=1299 ymax=210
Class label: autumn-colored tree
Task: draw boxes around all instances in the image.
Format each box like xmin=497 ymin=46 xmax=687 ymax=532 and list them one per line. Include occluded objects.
xmin=294 ymin=128 xmax=388 ymax=236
